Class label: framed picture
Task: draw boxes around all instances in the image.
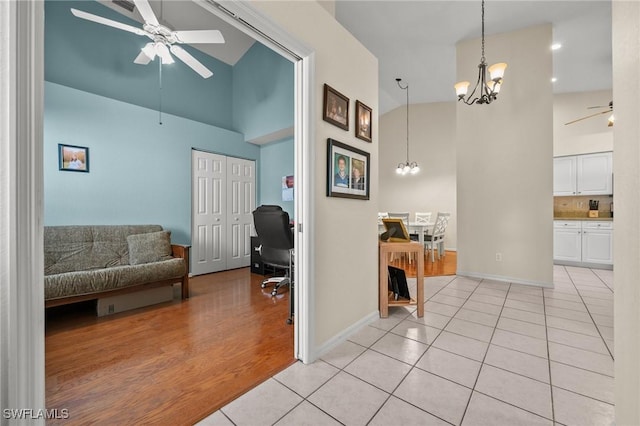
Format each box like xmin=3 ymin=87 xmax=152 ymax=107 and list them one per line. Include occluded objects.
xmin=382 ymin=218 xmax=411 ymax=242
xmin=326 ymin=138 xmax=370 ymax=200
xmin=323 ymin=84 xmax=349 ymax=130
xmin=355 ymin=100 xmax=372 ymax=142
xmin=58 ymin=144 xmax=89 ymax=172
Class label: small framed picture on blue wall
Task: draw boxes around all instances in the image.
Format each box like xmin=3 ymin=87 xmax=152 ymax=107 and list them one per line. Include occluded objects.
xmin=58 ymin=144 xmax=89 ymax=173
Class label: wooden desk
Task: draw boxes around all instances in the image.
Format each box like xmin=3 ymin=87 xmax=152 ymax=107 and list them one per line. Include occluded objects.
xmin=379 ymin=241 xmax=424 ymax=318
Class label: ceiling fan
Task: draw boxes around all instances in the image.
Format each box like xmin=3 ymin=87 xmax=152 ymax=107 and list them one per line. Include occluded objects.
xmin=565 ymin=101 xmax=614 ymax=127
xmin=70 ymin=0 xmax=224 ymax=78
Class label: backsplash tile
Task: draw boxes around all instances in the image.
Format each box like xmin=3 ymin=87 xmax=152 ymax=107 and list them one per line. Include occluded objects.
xmin=554 ymin=195 xmax=613 ymax=218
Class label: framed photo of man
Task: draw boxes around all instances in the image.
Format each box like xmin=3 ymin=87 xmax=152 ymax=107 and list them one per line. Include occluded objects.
xmin=326 ymin=138 xmax=370 ymax=200
xmin=323 ymin=84 xmax=349 ymax=131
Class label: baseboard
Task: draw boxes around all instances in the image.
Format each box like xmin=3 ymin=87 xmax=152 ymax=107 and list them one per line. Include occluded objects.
xmin=311 ymin=310 xmax=379 ymax=362
xmin=554 ymin=260 xmax=613 ymax=270
xmin=456 ymin=270 xmax=554 ymax=288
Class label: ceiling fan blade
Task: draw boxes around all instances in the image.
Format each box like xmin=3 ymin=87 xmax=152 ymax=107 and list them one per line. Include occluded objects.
xmin=70 ymin=8 xmax=146 ymax=36
xmin=133 ymin=0 xmax=159 ymax=26
xmin=564 ymin=110 xmax=610 ymax=126
xmin=174 ymin=30 xmax=225 ymax=44
xmin=134 ymin=43 xmax=155 ymax=64
xmin=170 ymin=45 xmax=213 ymax=78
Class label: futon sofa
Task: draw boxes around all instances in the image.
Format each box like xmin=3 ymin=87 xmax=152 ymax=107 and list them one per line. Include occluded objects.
xmin=44 ymin=225 xmax=190 ymax=308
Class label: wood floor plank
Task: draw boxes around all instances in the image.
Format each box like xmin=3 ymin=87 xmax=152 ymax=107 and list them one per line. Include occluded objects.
xmin=390 ymin=250 xmax=457 ymax=277
xmin=45 ymin=268 xmax=294 ymax=425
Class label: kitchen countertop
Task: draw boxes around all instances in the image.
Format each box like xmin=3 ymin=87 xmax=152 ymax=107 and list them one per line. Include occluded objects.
xmin=553 ymin=217 xmax=614 ymax=221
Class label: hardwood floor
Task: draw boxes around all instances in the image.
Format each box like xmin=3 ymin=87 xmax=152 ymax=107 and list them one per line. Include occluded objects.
xmin=45 ymin=268 xmax=294 ymax=425
xmin=389 ymin=250 xmax=457 ymax=277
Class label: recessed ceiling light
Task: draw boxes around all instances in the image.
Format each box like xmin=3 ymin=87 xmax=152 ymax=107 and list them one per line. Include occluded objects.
xmin=551 ymin=77 xmax=557 ymax=83
xmin=551 ymin=43 xmax=562 ymax=50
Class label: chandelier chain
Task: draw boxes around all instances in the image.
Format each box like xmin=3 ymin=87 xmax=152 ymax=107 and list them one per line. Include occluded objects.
xmin=481 ymin=0 xmax=485 ymax=64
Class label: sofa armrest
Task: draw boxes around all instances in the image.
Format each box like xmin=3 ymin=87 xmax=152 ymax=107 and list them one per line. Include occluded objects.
xmin=171 ymin=244 xmax=190 ymax=299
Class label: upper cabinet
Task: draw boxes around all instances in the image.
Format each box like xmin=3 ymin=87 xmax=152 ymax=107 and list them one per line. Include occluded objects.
xmin=554 ymin=152 xmax=612 ymax=196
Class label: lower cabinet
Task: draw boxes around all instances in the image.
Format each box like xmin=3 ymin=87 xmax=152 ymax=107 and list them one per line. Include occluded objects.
xmin=553 ymin=220 xmax=613 ymax=266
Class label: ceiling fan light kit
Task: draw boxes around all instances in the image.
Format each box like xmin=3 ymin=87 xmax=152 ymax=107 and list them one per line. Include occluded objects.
xmin=395 ymin=78 xmax=420 ymax=176
xmin=454 ymin=0 xmax=507 ymax=105
xmin=70 ymin=0 xmax=224 ymax=79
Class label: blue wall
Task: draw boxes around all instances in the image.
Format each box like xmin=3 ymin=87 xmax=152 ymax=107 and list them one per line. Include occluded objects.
xmin=44 ymin=82 xmax=259 ymax=244
xmin=232 ymin=43 xmax=294 ymax=141
xmin=43 ymin=0 xmax=295 ymax=245
xmin=259 ymin=139 xmax=294 ymax=218
xmin=45 ymin=0 xmax=233 ymax=129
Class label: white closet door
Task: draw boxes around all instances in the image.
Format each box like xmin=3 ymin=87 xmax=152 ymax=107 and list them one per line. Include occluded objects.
xmin=226 ymin=157 xmax=256 ymax=269
xmin=191 ymin=150 xmax=227 ymax=275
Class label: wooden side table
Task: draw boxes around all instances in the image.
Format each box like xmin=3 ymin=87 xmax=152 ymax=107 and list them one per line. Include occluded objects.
xmin=378 ymin=241 xmax=424 ymax=318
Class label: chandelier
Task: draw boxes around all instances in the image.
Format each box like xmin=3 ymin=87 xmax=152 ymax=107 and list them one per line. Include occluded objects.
xmin=395 ymin=78 xmax=419 ymax=175
xmin=454 ymin=0 xmax=507 ymax=105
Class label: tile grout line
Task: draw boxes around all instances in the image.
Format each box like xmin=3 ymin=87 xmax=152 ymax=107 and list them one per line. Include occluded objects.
xmin=458 ymin=278 xmax=512 ymax=425
xmin=563 ymin=266 xmax=614 ymax=360
xmin=543 ymin=267 xmax=559 ymax=424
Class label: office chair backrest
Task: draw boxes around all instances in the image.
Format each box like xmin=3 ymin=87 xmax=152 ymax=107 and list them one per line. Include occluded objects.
xmin=252 ymin=205 xmax=293 ymax=252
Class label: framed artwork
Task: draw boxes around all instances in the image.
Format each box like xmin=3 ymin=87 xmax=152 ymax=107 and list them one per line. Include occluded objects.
xmin=355 ymin=100 xmax=372 ymax=142
xmin=323 ymin=84 xmax=349 ymax=130
xmin=382 ymin=218 xmax=411 ymax=242
xmin=326 ymin=138 xmax=370 ymax=200
xmin=58 ymin=144 xmax=89 ymax=172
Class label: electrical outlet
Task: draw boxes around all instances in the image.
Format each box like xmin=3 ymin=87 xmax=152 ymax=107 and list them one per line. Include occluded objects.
xmin=495 ymin=253 xmax=502 ymax=262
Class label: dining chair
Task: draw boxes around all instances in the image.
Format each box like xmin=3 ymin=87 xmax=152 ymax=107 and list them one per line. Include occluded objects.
xmin=388 ymin=212 xmax=410 ymax=226
xmin=415 ymin=212 xmax=432 ymax=224
xmin=377 ymin=212 xmax=389 ymax=225
xmin=424 ymin=212 xmax=451 ymax=262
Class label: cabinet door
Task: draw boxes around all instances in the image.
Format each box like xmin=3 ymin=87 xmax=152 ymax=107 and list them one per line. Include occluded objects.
xmin=577 ymin=152 xmax=613 ymax=195
xmin=553 ymin=156 xmax=577 ymax=196
xmin=553 ymin=228 xmax=582 ymax=262
xmin=582 ymin=229 xmax=613 ymax=265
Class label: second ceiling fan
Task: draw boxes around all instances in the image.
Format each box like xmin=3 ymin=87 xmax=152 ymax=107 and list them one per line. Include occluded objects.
xmin=565 ymin=101 xmax=614 ymax=127
xmin=71 ymin=0 xmax=225 ymax=78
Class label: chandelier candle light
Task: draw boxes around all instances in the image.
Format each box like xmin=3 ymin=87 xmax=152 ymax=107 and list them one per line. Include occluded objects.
xmin=396 ymin=78 xmax=419 ymax=175
xmin=454 ymin=0 xmax=507 ymax=105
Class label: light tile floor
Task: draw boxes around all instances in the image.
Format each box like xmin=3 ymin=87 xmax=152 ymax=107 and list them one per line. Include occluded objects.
xmin=198 ymin=265 xmax=614 ymax=426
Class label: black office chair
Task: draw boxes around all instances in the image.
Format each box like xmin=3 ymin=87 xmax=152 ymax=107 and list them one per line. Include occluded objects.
xmin=252 ymin=205 xmax=294 ymax=323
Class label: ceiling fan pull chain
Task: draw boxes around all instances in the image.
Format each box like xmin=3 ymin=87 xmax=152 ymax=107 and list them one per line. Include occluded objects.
xmin=158 ymin=59 xmax=163 ymax=125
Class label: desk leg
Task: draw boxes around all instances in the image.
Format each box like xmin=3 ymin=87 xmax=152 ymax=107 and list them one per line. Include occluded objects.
xmin=416 ymin=249 xmax=424 ymax=318
xmin=379 ymin=248 xmax=388 ymax=318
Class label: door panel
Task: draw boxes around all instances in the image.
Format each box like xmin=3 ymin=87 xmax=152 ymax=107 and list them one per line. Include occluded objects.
xmin=226 ymin=157 xmax=255 ymax=269
xmin=192 ymin=150 xmax=227 ymax=275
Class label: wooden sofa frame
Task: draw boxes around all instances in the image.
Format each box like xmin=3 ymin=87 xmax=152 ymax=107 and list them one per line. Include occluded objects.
xmin=45 ymin=244 xmax=190 ymax=308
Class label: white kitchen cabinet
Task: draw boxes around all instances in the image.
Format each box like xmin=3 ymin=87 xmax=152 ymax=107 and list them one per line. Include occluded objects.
xmin=577 ymin=152 xmax=613 ymax=195
xmin=553 ymin=220 xmax=613 ymax=266
xmin=553 ymin=221 xmax=582 ymax=262
xmin=553 ymin=156 xmax=577 ymax=196
xmin=553 ymin=152 xmax=612 ymax=196
xmin=581 ymin=221 xmax=613 ymax=265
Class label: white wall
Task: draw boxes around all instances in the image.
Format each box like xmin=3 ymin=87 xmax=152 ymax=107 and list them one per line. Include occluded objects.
xmin=613 ymin=1 xmax=640 ymax=423
xmin=554 ymin=90 xmax=613 ymax=156
xmin=456 ymin=24 xmax=554 ymax=286
xmin=379 ymin=102 xmax=457 ymax=250
xmin=251 ymin=1 xmax=379 ymax=350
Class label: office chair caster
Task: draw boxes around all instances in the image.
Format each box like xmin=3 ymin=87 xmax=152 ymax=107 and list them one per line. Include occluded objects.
xmin=286 ymin=318 xmax=292 ymax=325
xmin=271 ymin=288 xmax=278 ymax=297
xmin=261 ymin=282 xmax=268 ymax=289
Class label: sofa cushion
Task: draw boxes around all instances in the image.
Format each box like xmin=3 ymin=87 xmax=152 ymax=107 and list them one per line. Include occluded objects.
xmin=127 ymin=231 xmax=173 ymax=265
xmin=44 ymin=225 xmax=164 ymax=275
xmin=44 ymin=258 xmax=186 ymax=300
